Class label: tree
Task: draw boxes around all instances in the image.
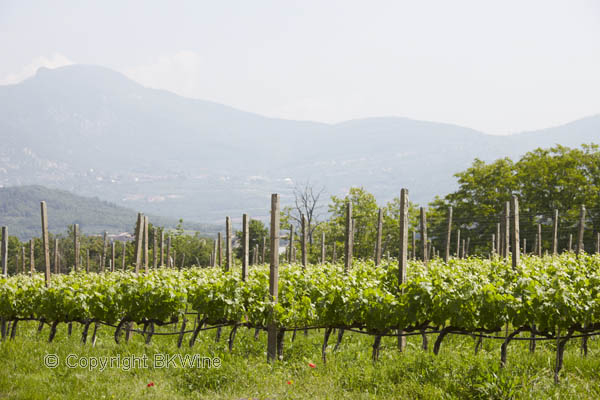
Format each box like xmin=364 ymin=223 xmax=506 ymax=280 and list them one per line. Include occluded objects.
xmin=291 ymin=181 xmax=325 ymax=245
xmin=427 ymin=144 xmax=600 ymax=255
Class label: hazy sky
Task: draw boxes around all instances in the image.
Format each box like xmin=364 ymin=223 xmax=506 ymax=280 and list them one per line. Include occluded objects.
xmin=1 ymin=0 xmax=599 ymax=134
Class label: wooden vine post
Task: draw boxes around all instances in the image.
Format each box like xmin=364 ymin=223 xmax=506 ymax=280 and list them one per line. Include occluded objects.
xmin=29 ymin=239 xmax=34 ymax=275
xmin=577 ymin=205 xmax=588 ymax=355
xmin=321 ymin=231 xmax=326 ymax=264
xmin=344 ymin=202 xmax=353 ymax=273
xmin=420 ymin=207 xmax=428 ymax=265
xmin=577 ymin=205 xmax=585 ymax=255
xmin=301 ymin=214 xmax=307 ymax=269
xmin=456 ymin=229 xmax=460 ymax=258
xmin=496 ymin=223 xmax=501 ymax=256
xmin=111 ymin=241 xmax=116 ymax=272
xmin=444 ymin=206 xmax=452 ymax=262
xmin=568 ymin=234 xmax=573 ymax=252
xmin=398 ymin=188 xmax=409 ymax=351
xmin=1 ymin=227 xmax=7 ymax=277
xmin=511 ymin=195 xmax=520 ymax=270
xmin=552 ymin=209 xmax=558 ymax=255
xmin=143 ymin=216 xmax=149 ymax=273
xmin=21 ymin=246 xmax=25 ymax=274
xmin=153 ymin=227 xmax=158 ymax=269
xmin=537 ymin=223 xmax=542 ymax=257
xmin=261 ymin=237 xmax=267 ymax=264
xmin=287 ymin=225 xmax=294 ymax=263
xmin=375 ymin=208 xmax=383 ymax=266
xmin=160 ymin=229 xmax=165 ymax=267
xmin=217 ymin=232 xmax=222 ymax=267
xmin=267 ymin=193 xmax=280 ymax=362
xmin=54 ymin=238 xmax=60 ymax=274
xmin=211 ymin=238 xmax=217 ymax=267
xmin=134 ymin=213 xmax=143 ymax=273
xmin=73 ymin=224 xmax=80 ymax=272
xmin=225 ymin=216 xmax=232 ymax=272
xmin=503 ymin=201 xmax=510 ymax=259
xmin=101 ymin=231 xmax=108 ymax=272
xmin=40 ymin=201 xmax=51 ymax=287
xmin=242 ymin=214 xmax=249 ymax=281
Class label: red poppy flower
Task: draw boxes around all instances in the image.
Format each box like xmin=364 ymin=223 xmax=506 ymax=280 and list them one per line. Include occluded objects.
xmin=147 ymin=382 xmax=155 ymax=387
xmin=308 ymin=362 xmax=316 ymax=368
xmin=287 ymin=380 xmax=292 ymax=385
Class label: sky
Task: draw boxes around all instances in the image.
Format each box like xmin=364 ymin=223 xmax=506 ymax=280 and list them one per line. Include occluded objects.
xmin=1 ymin=0 xmax=599 ymax=135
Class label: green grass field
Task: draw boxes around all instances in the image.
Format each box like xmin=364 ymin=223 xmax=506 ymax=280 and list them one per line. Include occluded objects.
xmin=1 ymin=321 xmax=599 ymax=399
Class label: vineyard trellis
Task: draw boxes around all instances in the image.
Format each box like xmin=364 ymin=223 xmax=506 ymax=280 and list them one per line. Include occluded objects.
xmin=2 ymin=189 xmax=600 ymax=385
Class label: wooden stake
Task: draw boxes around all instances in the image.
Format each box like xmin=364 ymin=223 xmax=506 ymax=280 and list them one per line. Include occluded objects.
xmin=375 ymin=208 xmax=383 ymax=266
xmin=143 ymin=216 xmax=149 ymax=273
xmin=456 ymin=229 xmax=461 ymax=258
xmin=511 ymin=195 xmax=520 ymax=270
xmin=160 ymin=229 xmax=165 ymax=267
xmin=101 ymin=231 xmax=108 ymax=272
xmin=217 ymin=232 xmax=222 ymax=267
xmin=552 ymin=209 xmax=558 ymax=256
xmin=287 ymin=225 xmax=294 ymax=263
xmin=321 ymin=231 xmax=326 ymax=264
xmin=1 ymin=227 xmax=7 ymax=277
xmin=577 ymin=205 xmax=585 ymax=254
xmin=301 ymin=214 xmax=307 ymax=269
xmin=225 ymin=217 xmax=232 ymax=272
xmin=496 ymin=223 xmax=501 ymax=256
xmin=21 ymin=246 xmax=25 ymax=274
xmin=445 ymin=206 xmax=452 ymax=262
xmin=133 ymin=213 xmax=143 ymax=272
xmin=267 ymin=194 xmax=280 ymax=362
xmin=40 ymin=201 xmax=51 ymax=287
xmin=212 ymin=238 xmax=217 ymax=267
xmin=111 ymin=241 xmax=116 ymax=272
xmin=568 ymin=234 xmax=573 ymax=252
xmin=242 ymin=214 xmax=249 ymax=280
xmin=153 ymin=227 xmax=158 ymax=269
xmin=73 ymin=224 xmax=80 ymax=272
xmin=504 ymin=201 xmax=510 ymax=259
xmin=29 ymin=239 xmax=34 ymax=275
xmin=398 ymin=188 xmax=409 ymax=351
xmin=166 ymin=235 xmax=172 ymax=267
xmin=53 ymin=238 xmax=59 ymax=274
xmin=344 ymin=202 xmax=353 ymax=273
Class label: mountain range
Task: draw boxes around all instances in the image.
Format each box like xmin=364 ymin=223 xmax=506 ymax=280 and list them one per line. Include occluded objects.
xmin=0 ymin=65 xmax=598 ymax=226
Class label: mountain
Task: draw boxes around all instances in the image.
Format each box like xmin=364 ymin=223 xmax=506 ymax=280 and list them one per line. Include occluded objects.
xmin=0 ymin=185 xmax=219 ymax=240
xmin=0 ymin=65 xmax=598 ymax=224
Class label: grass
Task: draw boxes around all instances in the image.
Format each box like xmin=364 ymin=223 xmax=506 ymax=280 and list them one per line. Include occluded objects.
xmin=1 ymin=321 xmax=600 ymax=399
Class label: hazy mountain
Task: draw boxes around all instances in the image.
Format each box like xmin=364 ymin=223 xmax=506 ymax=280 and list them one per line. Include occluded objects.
xmin=0 ymin=65 xmax=598 ymax=224
xmin=0 ymin=185 xmax=219 ymax=240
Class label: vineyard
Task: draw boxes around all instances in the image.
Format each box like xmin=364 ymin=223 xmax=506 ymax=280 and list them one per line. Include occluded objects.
xmin=2 ymin=168 xmax=600 ymax=397
xmin=2 ymin=253 xmax=600 ymax=385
